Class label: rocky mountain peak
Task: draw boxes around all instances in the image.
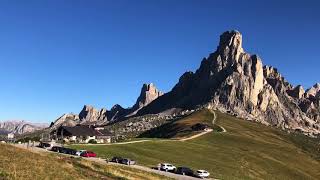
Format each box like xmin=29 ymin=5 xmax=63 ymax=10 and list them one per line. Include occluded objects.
xmin=78 ymin=105 xmax=108 ymax=124
xmin=130 ymin=83 xmax=163 ymax=113
xmin=217 ymin=30 xmax=244 ymax=62
xmin=111 ymin=104 xmax=124 ymax=111
xmin=306 ymin=83 xmax=320 ymax=98
xmin=138 ymin=30 xmax=320 ymax=136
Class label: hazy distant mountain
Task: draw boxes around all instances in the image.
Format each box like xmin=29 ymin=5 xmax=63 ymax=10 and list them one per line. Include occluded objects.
xmin=50 ymin=83 xmax=163 ymax=128
xmin=0 ymin=120 xmax=48 ymax=134
xmin=137 ymin=30 xmax=320 ymax=136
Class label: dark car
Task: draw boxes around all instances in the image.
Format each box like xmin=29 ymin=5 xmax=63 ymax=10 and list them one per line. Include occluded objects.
xmin=64 ymin=148 xmax=77 ymax=155
xmin=111 ymin=157 xmax=123 ymax=163
xmin=121 ymin=158 xmax=136 ymax=165
xmin=38 ymin=142 xmax=51 ymax=148
xmin=176 ymin=167 xmax=194 ymax=176
xmin=51 ymin=146 xmax=62 ymax=152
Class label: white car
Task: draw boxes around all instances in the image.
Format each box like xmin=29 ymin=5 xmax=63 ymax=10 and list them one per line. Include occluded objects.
xmin=76 ymin=150 xmax=86 ymax=156
xmin=160 ymin=163 xmax=176 ymax=171
xmin=195 ymin=170 xmax=210 ymax=178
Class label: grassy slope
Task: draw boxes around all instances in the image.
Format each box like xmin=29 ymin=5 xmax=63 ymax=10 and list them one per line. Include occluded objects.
xmin=71 ymin=109 xmax=320 ymax=180
xmin=139 ymin=110 xmax=219 ymax=138
xmin=0 ymin=144 xmax=171 ymax=180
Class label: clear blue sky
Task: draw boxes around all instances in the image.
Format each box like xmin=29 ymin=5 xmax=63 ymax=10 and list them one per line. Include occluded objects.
xmin=0 ymin=0 xmax=319 ymax=123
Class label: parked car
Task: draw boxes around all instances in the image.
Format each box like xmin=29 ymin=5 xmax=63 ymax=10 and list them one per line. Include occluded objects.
xmin=111 ymin=156 xmax=123 ymax=163
xmin=65 ymin=148 xmax=77 ymax=155
xmin=80 ymin=151 xmax=97 ymax=157
xmin=38 ymin=142 xmax=52 ymax=149
xmin=176 ymin=167 xmax=194 ymax=176
xmin=76 ymin=150 xmax=86 ymax=156
xmin=51 ymin=146 xmax=62 ymax=152
xmin=121 ymin=158 xmax=136 ymax=165
xmin=160 ymin=163 xmax=176 ymax=172
xmin=195 ymin=170 xmax=210 ymax=178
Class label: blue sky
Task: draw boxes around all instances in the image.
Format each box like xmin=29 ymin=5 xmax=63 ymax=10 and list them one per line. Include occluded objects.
xmin=0 ymin=0 xmax=319 ymax=122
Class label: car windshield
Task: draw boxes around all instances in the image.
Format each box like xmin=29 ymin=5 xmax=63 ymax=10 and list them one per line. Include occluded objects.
xmin=197 ymin=170 xmax=203 ymax=173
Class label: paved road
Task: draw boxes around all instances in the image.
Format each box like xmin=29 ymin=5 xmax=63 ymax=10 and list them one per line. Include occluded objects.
xmin=13 ymin=143 xmax=205 ymax=180
xmin=87 ymin=157 xmax=202 ymax=180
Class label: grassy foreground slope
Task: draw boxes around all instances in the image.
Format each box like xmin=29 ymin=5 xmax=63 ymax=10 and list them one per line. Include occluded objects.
xmin=72 ymin=109 xmax=320 ymax=180
xmin=0 ymin=144 xmax=171 ymax=180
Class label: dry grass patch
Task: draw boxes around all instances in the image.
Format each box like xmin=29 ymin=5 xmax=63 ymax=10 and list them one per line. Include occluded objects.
xmin=0 ymin=144 xmax=171 ymax=180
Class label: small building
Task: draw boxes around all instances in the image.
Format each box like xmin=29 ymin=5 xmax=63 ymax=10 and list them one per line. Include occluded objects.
xmin=7 ymin=133 xmax=14 ymax=140
xmin=95 ymin=129 xmax=113 ymax=143
xmin=54 ymin=125 xmax=112 ymax=144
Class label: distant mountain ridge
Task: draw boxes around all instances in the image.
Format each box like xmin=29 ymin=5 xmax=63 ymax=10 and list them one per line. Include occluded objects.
xmin=0 ymin=120 xmax=47 ymax=134
xmin=50 ymin=83 xmax=163 ymax=129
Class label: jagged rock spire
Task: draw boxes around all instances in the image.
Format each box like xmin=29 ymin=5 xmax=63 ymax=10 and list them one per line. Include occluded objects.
xmin=217 ymin=30 xmax=244 ymax=62
xmin=131 ymin=83 xmax=163 ymax=112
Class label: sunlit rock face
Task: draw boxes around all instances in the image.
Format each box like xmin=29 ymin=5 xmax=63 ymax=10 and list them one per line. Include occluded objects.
xmin=138 ymin=30 xmax=320 ymax=136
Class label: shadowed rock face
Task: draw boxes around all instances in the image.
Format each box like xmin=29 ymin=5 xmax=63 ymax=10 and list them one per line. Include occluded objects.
xmin=137 ymin=30 xmax=320 ymax=136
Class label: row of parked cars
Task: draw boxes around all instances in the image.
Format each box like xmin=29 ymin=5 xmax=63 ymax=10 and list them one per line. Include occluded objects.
xmin=158 ymin=163 xmax=210 ymax=178
xmin=38 ymin=143 xmax=208 ymax=178
xmin=51 ymin=146 xmax=97 ymax=157
xmin=38 ymin=143 xmax=97 ymax=158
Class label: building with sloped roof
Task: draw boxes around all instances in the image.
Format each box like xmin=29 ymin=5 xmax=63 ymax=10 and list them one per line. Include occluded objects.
xmin=53 ymin=125 xmax=112 ymax=143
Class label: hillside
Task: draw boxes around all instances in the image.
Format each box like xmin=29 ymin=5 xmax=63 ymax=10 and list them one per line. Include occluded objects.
xmin=0 ymin=144 xmax=171 ymax=180
xmin=71 ymin=109 xmax=320 ymax=179
xmin=138 ymin=109 xmax=220 ymax=138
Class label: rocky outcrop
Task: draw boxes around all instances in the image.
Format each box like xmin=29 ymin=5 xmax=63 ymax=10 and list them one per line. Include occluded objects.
xmin=288 ymin=85 xmax=305 ymax=99
xmin=49 ymin=113 xmax=79 ymax=129
xmin=50 ymin=83 xmax=163 ymax=128
xmin=0 ymin=121 xmax=47 ymax=134
xmin=306 ymin=83 xmax=320 ymax=98
xmin=79 ymin=105 xmax=108 ymax=124
xmin=138 ymin=30 xmax=320 ymax=136
xmin=129 ymin=83 xmax=163 ymax=115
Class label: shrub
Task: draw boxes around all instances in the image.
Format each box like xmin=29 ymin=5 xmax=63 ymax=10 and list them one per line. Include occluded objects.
xmin=88 ymin=139 xmax=97 ymax=144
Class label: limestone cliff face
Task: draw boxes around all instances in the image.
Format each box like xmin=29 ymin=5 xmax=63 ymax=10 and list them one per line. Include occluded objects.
xmin=138 ymin=30 xmax=320 ymax=136
xmin=79 ymin=105 xmax=108 ymax=124
xmin=129 ymin=83 xmax=163 ymax=115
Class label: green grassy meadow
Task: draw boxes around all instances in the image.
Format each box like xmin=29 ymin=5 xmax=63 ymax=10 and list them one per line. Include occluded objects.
xmin=71 ymin=109 xmax=320 ymax=180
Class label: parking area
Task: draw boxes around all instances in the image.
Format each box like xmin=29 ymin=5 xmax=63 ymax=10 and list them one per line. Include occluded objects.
xmin=13 ymin=143 xmax=213 ymax=180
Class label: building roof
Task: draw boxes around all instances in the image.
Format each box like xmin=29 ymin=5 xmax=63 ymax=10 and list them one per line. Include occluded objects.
xmin=60 ymin=126 xmax=98 ymax=136
xmin=96 ymin=129 xmax=113 ymax=136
